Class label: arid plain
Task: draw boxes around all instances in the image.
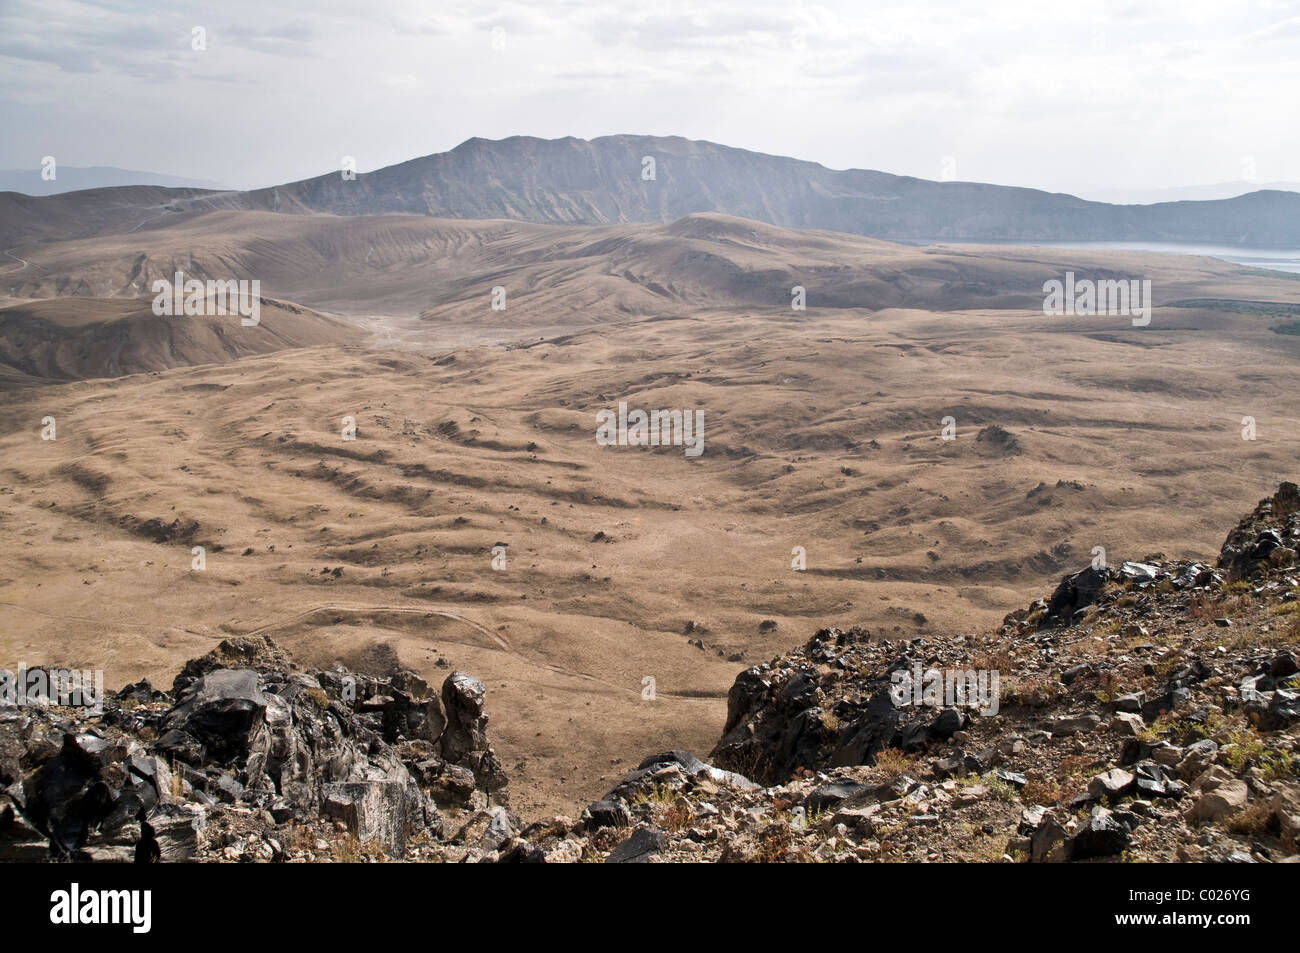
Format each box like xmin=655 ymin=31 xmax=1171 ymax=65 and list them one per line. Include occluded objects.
xmin=2 ymin=209 xmax=1299 ymax=818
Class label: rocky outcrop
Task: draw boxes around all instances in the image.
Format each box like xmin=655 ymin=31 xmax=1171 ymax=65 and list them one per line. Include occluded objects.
xmin=506 ymin=484 xmax=1300 ymax=863
xmin=1218 ymin=481 xmax=1300 ymax=580
xmin=0 ymin=637 xmax=507 ymax=861
xmin=441 ymin=672 xmax=508 ymax=796
xmin=710 ymin=630 xmax=975 ymax=785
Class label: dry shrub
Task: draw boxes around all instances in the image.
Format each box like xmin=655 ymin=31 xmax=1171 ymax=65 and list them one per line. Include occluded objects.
xmin=1006 ymin=676 xmax=1061 ymax=707
xmin=755 ymin=822 xmax=794 ymax=863
xmin=872 ymin=746 xmax=913 ymax=777
xmin=1227 ymin=801 xmax=1273 ymax=837
xmin=660 ymin=796 xmax=694 ymax=833
xmin=1021 ymin=778 xmax=1067 ymax=806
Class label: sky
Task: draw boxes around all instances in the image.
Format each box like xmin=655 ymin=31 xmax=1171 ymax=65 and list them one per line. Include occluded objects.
xmin=2 ymin=0 xmax=1298 ymax=195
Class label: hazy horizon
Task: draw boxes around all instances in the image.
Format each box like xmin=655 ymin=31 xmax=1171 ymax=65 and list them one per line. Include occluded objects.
xmin=5 ymin=143 xmax=1300 ymax=205
xmin=3 ymin=0 xmax=1298 ymax=196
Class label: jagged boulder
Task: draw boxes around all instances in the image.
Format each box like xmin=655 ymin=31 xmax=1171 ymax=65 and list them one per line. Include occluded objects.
xmin=513 ymin=483 xmax=1300 ymax=864
xmin=712 ymin=629 xmax=975 ymax=784
xmin=1218 ymin=482 xmax=1300 ymax=579
xmin=441 ymin=672 xmax=508 ymax=797
xmin=323 ymin=780 xmax=413 ymax=857
xmin=0 ymin=638 xmax=508 ymax=860
xmin=161 ymin=668 xmax=267 ymax=765
xmin=1044 ymin=565 xmax=1110 ymax=625
xmin=171 ymin=636 xmax=293 ymax=695
xmin=20 ymin=733 xmax=127 ymax=857
xmin=441 ymin=672 xmax=489 ymax=763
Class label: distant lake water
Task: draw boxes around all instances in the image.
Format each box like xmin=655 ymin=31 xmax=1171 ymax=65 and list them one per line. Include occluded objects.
xmin=934 ymin=240 xmax=1300 ymax=276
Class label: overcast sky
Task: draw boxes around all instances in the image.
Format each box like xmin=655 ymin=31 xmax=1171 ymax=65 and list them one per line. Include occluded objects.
xmin=2 ymin=0 xmax=1298 ymax=194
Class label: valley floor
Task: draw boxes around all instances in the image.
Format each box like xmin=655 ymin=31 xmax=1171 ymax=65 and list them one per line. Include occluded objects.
xmin=2 ymin=302 xmax=1298 ymax=817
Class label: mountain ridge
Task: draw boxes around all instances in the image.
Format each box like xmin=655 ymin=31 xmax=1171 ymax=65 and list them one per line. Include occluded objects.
xmin=0 ymin=166 xmax=228 ymax=197
xmin=5 ymin=135 xmax=1300 ymax=248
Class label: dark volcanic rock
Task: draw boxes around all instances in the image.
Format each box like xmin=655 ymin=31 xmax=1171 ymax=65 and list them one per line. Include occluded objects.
xmin=163 ymin=668 xmax=267 ymax=764
xmin=1070 ymin=809 xmax=1130 ymax=860
xmin=1045 ymin=566 xmax=1110 ymax=625
xmin=322 ymin=780 xmax=413 ymax=857
xmin=0 ymin=638 xmax=508 ymax=860
xmin=802 ymin=780 xmax=870 ymax=814
xmin=582 ymin=799 xmax=633 ymax=830
xmin=606 ymin=826 xmax=668 ymax=863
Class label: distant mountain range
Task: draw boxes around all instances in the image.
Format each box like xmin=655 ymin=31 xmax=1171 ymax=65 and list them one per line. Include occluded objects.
xmin=1077 ymin=182 xmax=1300 ymax=206
xmin=0 ymin=166 xmax=228 ymax=196
xmin=5 ymin=136 xmax=1300 ymax=246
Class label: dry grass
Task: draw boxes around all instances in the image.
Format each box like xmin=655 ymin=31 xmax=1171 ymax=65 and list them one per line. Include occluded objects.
xmin=1226 ymin=801 xmax=1272 ymax=836
xmin=1022 ymin=778 xmax=1069 ymax=806
xmin=330 ymin=834 xmax=364 ymax=863
xmin=167 ymin=757 xmax=185 ymax=799
xmin=972 ymin=647 xmax=1015 ymax=673
xmin=4 ymin=214 xmax=1300 ymax=824
xmin=1003 ymin=676 xmax=1063 ymax=708
xmin=872 ymin=747 xmax=914 ymax=778
xmin=754 ymin=822 xmax=795 ymax=863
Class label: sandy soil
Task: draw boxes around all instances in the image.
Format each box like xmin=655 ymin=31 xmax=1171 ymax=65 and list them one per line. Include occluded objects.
xmin=2 ymin=304 xmax=1297 ymax=818
xmin=2 ymin=210 xmax=1299 ymax=819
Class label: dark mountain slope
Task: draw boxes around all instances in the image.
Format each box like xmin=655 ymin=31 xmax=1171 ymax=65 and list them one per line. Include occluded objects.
xmin=6 ymin=136 xmax=1300 ymax=249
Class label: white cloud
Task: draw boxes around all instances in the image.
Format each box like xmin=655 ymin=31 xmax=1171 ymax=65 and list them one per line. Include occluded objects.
xmin=0 ymin=0 xmax=1295 ymax=193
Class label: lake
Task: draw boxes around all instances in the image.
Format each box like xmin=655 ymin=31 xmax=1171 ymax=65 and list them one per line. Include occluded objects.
xmin=970 ymin=240 xmax=1300 ymax=276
